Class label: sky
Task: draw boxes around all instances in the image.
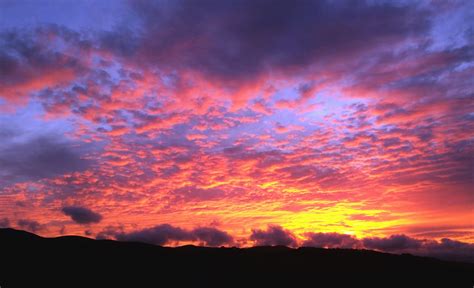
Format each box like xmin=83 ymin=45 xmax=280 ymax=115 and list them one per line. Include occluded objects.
xmin=0 ymin=0 xmax=473 ymax=261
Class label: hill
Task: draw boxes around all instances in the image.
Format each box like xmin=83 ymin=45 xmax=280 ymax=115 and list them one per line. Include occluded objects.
xmin=0 ymin=228 xmax=472 ymax=287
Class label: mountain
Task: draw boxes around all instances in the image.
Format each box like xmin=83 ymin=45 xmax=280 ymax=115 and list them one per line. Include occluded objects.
xmin=0 ymin=228 xmax=472 ymax=287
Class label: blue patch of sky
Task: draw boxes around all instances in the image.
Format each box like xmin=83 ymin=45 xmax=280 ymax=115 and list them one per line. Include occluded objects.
xmin=0 ymin=101 xmax=75 ymax=140
xmin=428 ymin=1 xmax=473 ymax=51
xmin=0 ymin=0 xmax=127 ymax=32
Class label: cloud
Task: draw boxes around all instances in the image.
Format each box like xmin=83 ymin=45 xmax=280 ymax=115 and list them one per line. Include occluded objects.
xmin=303 ymin=232 xmax=474 ymax=263
xmin=112 ymin=224 xmax=233 ymax=247
xmin=115 ymin=224 xmax=192 ymax=245
xmin=0 ymin=120 xmax=92 ymax=186
xmin=90 ymin=0 xmax=437 ymax=110
xmin=362 ymin=234 xmax=474 ymax=263
xmin=61 ymin=206 xmax=103 ymax=224
xmin=302 ymin=232 xmax=360 ymax=249
xmin=17 ymin=219 xmax=43 ymax=233
xmin=95 ymin=225 xmax=124 ymax=240
xmin=250 ymin=225 xmax=297 ymax=247
xmin=425 ymin=238 xmax=474 ymax=263
xmin=171 ymin=185 xmax=226 ymax=202
xmin=0 ymin=218 xmax=10 ymax=228
xmin=362 ymin=234 xmax=422 ymax=251
xmin=120 ymin=0 xmax=429 ymax=85
xmin=0 ymin=27 xmax=83 ymax=101
xmin=192 ymin=227 xmax=234 ymax=246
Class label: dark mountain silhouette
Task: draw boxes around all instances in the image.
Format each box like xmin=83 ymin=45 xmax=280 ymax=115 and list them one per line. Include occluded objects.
xmin=0 ymin=228 xmax=472 ymax=287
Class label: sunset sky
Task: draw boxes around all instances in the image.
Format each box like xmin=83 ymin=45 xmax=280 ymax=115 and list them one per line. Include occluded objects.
xmin=0 ymin=0 xmax=472 ymax=259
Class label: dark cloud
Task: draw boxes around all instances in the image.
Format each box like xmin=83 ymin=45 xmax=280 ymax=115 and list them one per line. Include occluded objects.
xmin=250 ymin=225 xmax=297 ymax=247
xmin=300 ymin=232 xmax=473 ymax=262
xmin=62 ymin=206 xmax=103 ymax=224
xmin=116 ymin=224 xmax=192 ymax=245
xmin=0 ymin=125 xmax=92 ymax=186
xmin=0 ymin=217 xmax=10 ymax=228
xmin=112 ymin=224 xmax=233 ymax=246
xmin=361 ymin=234 xmax=474 ymax=263
xmin=192 ymin=227 xmax=234 ymax=247
xmin=107 ymin=0 xmax=430 ymax=84
xmin=303 ymin=232 xmax=360 ymax=249
xmin=96 ymin=225 xmax=125 ymax=240
xmin=17 ymin=219 xmax=43 ymax=233
xmin=0 ymin=26 xmax=84 ymax=100
xmin=362 ymin=234 xmax=422 ymax=251
xmin=425 ymin=238 xmax=474 ymax=263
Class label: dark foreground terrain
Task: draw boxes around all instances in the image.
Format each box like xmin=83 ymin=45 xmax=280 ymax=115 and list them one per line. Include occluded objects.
xmin=0 ymin=228 xmax=472 ymax=287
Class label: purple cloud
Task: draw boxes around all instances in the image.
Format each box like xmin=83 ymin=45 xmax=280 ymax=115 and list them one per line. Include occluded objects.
xmin=303 ymin=232 xmax=474 ymax=263
xmin=62 ymin=206 xmax=103 ymax=224
xmin=363 ymin=234 xmax=423 ymax=251
xmin=116 ymin=0 xmax=430 ymax=85
xmin=303 ymin=232 xmax=360 ymax=249
xmin=0 ymin=27 xmax=85 ymax=101
xmin=250 ymin=225 xmax=297 ymax=247
xmin=17 ymin=219 xmax=43 ymax=233
xmin=192 ymin=227 xmax=234 ymax=247
xmin=113 ymin=224 xmax=233 ymax=247
xmin=0 ymin=218 xmax=10 ymax=228
xmin=0 ymin=119 xmax=92 ymax=186
xmin=116 ymin=224 xmax=192 ymax=245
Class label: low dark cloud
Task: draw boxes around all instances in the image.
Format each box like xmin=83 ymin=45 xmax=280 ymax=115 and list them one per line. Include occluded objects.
xmin=425 ymin=238 xmax=474 ymax=263
xmin=250 ymin=225 xmax=297 ymax=247
xmin=116 ymin=224 xmax=192 ymax=245
xmin=303 ymin=232 xmax=360 ymax=249
xmin=62 ymin=206 xmax=103 ymax=224
xmin=110 ymin=224 xmax=233 ymax=247
xmin=363 ymin=234 xmax=422 ymax=251
xmin=192 ymin=227 xmax=234 ymax=247
xmin=303 ymin=232 xmax=474 ymax=263
xmin=17 ymin=219 xmax=43 ymax=233
xmin=96 ymin=225 xmax=125 ymax=240
xmin=0 ymin=217 xmax=10 ymax=228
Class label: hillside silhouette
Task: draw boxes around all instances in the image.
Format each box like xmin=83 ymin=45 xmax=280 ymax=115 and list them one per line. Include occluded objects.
xmin=0 ymin=228 xmax=472 ymax=287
